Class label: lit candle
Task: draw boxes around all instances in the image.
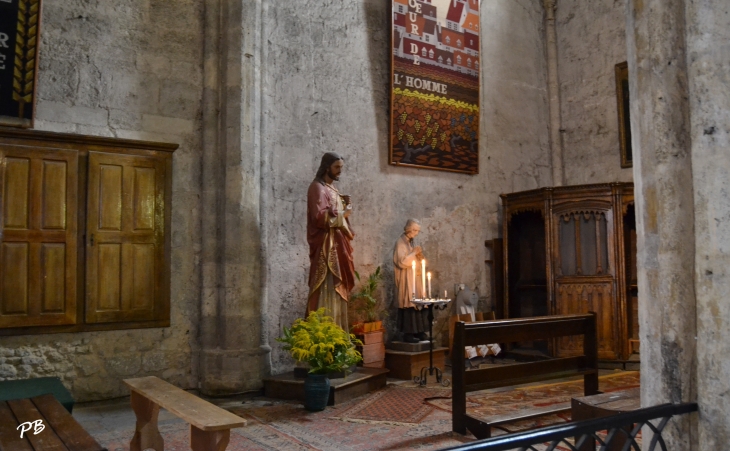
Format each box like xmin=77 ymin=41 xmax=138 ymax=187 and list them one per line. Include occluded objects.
xmin=427 ymin=272 xmax=432 ymax=299
xmin=412 ymin=260 xmax=416 ymax=299
xmin=421 ymin=259 xmax=426 ymax=299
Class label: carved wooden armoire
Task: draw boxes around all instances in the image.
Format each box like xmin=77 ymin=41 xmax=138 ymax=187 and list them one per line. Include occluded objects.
xmin=500 ymin=183 xmax=637 ymax=361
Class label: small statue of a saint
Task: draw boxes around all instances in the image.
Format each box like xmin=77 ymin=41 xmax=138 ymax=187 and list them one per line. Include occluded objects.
xmin=306 ymin=152 xmax=356 ymax=330
xmin=393 ymin=219 xmax=430 ymax=343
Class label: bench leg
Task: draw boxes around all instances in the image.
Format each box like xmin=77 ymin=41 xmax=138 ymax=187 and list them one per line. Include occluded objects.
xmin=130 ymin=391 xmax=164 ymax=451
xmin=191 ymin=426 xmax=230 ymax=451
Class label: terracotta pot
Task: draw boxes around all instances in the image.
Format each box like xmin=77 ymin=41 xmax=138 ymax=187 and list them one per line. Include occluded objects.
xmin=351 ymin=323 xmax=365 ymax=335
xmin=363 ymin=321 xmax=382 ymax=332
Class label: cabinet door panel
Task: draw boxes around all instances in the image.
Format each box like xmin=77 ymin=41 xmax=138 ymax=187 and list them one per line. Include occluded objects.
xmin=86 ymin=152 xmax=166 ymax=323
xmin=97 ymin=244 xmax=122 ymax=311
xmin=133 ymin=167 xmax=156 ymax=231
xmin=0 ymin=147 xmax=78 ymax=328
xmin=41 ymin=160 xmax=68 ymax=230
xmin=98 ymin=164 xmax=123 ymax=231
xmin=4 ymin=157 xmax=31 ymax=229
xmin=555 ymin=280 xmax=618 ymax=360
xmin=132 ymin=244 xmax=155 ymax=310
xmin=40 ymin=243 xmax=66 ymax=313
xmin=1 ymin=242 xmax=29 ymax=314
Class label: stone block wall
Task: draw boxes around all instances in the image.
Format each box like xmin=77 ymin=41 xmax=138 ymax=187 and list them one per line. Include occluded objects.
xmin=0 ymin=0 xmax=204 ymax=401
xmin=556 ymin=0 xmax=634 ymax=185
xmin=262 ymin=0 xmax=552 ymax=370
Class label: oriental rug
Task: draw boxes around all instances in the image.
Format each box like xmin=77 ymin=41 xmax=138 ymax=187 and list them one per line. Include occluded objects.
xmin=82 ymin=372 xmax=639 ymax=451
xmin=427 ymin=371 xmax=640 ymax=435
xmin=90 ymin=398 xmax=471 ymax=451
xmin=330 ymin=385 xmax=451 ymax=425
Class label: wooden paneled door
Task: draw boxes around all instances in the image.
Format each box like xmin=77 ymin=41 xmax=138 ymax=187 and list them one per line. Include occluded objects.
xmin=0 ymin=147 xmax=78 ymax=327
xmin=85 ymin=152 xmax=167 ymax=323
xmin=552 ymin=208 xmax=619 ymax=360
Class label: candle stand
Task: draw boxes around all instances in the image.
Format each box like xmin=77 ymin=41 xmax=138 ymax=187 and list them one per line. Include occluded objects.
xmin=411 ymin=298 xmax=451 ymax=387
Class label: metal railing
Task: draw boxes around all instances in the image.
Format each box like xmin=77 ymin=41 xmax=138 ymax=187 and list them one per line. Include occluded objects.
xmin=440 ymin=402 xmax=698 ymax=451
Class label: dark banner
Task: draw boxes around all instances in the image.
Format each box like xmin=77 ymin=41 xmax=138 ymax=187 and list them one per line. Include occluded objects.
xmin=389 ymin=0 xmax=480 ymax=174
xmin=0 ymin=0 xmax=40 ymax=128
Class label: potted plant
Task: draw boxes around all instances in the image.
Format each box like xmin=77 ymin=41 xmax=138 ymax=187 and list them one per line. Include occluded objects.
xmin=350 ymin=266 xmax=388 ymax=333
xmin=349 ymin=266 xmax=388 ymax=368
xmin=277 ymin=308 xmax=362 ymax=411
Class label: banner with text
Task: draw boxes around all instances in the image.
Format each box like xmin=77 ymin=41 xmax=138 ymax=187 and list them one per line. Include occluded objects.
xmin=389 ymin=0 xmax=480 ymax=174
xmin=0 ymin=0 xmax=41 ymax=128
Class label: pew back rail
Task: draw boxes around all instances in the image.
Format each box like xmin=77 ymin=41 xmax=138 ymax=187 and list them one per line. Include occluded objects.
xmin=452 ymin=313 xmax=599 ymax=439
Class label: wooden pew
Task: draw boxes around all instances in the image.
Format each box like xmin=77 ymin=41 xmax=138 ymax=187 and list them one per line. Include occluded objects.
xmin=452 ymin=313 xmax=599 ymax=439
xmin=124 ymin=376 xmax=246 ymax=451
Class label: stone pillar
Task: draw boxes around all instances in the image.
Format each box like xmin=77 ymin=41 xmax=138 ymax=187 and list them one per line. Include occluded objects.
xmin=687 ymin=0 xmax=730 ymax=448
xmin=626 ymin=0 xmax=697 ymax=448
xmin=199 ymin=0 xmax=268 ymax=395
xmin=543 ymin=0 xmax=564 ymax=186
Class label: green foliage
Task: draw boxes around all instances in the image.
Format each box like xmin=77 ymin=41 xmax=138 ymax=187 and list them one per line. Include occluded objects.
xmin=350 ymin=266 xmax=388 ymax=323
xmin=277 ymin=308 xmax=362 ymax=375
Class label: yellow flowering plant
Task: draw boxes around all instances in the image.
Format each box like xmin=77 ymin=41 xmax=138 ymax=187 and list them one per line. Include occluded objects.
xmin=277 ymin=308 xmax=363 ymax=375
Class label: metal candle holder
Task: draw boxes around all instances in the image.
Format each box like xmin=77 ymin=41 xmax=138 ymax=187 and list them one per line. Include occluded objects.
xmin=411 ymin=297 xmax=451 ymax=387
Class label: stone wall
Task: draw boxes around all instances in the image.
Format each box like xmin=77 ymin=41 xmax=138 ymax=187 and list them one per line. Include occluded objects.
xmin=687 ymin=0 xmax=730 ymax=447
xmin=262 ymin=0 xmax=552 ymax=372
xmin=0 ymin=0 xmax=204 ymax=401
xmin=556 ymin=0 xmax=633 ymax=185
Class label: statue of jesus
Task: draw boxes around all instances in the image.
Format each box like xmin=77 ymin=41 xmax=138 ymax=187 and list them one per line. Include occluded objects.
xmin=306 ymin=152 xmax=356 ymax=330
xmin=393 ymin=219 xmax=429 ymax=343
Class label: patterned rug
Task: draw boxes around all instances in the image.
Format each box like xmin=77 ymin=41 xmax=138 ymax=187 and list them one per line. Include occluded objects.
xmin=91 ymin=396 xmax=472 ymax=451
xmin=427 ymin=371 xmax=640 ymax=435
xmin=330 ymin=385 xmax=451 ymax=425
xmin=83 ymin=372 xmax=639 ymax=451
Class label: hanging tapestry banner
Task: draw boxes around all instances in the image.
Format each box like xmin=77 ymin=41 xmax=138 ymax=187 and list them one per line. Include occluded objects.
xmin=389 ymin=0 xmax=480 ymax=174
xmin=0 ymin=0 xmax=41 ymax=128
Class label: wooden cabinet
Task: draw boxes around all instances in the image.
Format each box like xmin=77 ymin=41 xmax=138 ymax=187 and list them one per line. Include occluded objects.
xmin=0 ymin=128 xmax=176 ymax=335
xmin=500 ymin=183 xmax=635 ymax=360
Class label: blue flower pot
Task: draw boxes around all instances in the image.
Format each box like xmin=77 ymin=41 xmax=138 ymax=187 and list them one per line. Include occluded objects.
xmin=303 ymin=374 xmax=330 ymax=411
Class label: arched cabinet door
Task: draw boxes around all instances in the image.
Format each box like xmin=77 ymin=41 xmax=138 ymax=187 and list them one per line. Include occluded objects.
xmin=552 ymin=205 xmax=620 ymax=360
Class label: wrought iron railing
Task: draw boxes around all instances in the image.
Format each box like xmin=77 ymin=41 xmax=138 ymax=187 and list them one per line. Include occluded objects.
xmin=440 ymin=402 xmax=698 ymax=451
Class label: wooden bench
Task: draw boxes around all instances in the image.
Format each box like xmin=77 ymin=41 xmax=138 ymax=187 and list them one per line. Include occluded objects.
xmin=452 ymin=313 xmax=599 ymax=439
xmin=0 ymin=377 xmax=75 ymax=413
xmin=124 ymin=376 xmax=246 ymax=451
xmin=0 ymin=394 xmax=106 ymax=451
xmin=572 ymin=387 xmax=640 ymax=451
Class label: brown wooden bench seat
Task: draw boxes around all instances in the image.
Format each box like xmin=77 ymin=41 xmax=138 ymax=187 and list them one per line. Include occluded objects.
xmin=124 ymin=376 xmax=246 ymax=451
xmin=452 ymin=313 xmax=599 ymax=439
xmin=0 ymin=394 xmax=106 ymax=451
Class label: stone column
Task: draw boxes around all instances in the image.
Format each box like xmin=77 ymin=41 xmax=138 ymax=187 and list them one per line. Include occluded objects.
xmin=687 ymin=0 xmax=730 ymax=448
xmin=626 ymin=0 xmax=697 ymax=448
xmin=199 ymin=0 xmax=267 ymax=395
xmin=543 ymin=0 xmax=564 ymax=186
